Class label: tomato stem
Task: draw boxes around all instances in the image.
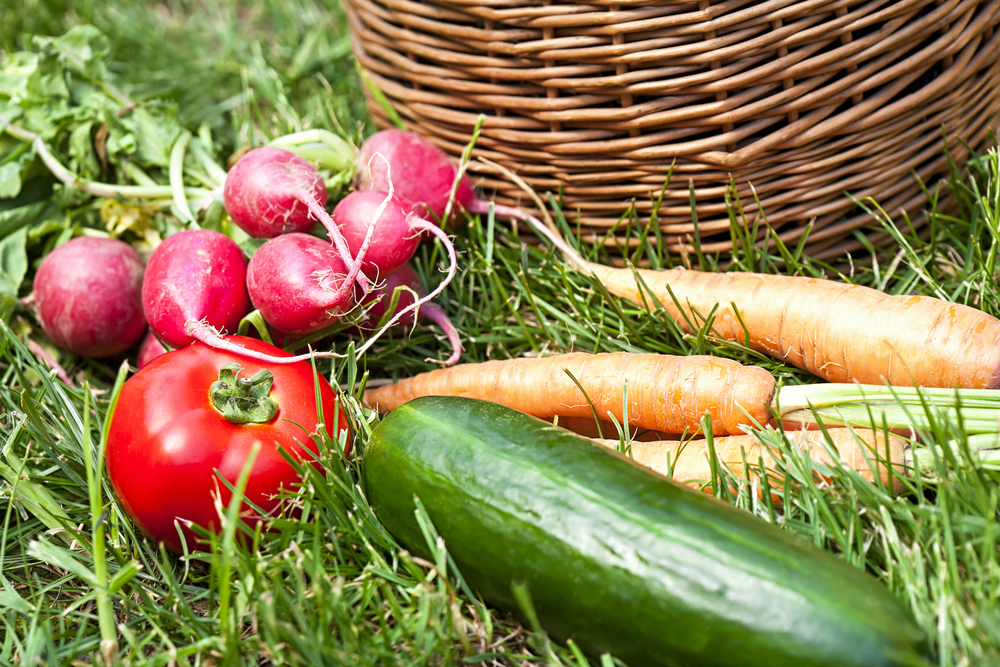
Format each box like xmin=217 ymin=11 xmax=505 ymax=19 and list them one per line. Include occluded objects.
xmin=209 ymin=363 xmax=279 ymax=424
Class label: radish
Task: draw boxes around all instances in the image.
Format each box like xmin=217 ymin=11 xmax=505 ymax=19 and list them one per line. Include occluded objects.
xmin=333 ymin=189 xmax=454 ymax=280
xmin=200 ymin=197 xmax=456 ymax=365
xmin=30 ymin=237 xmax=147 ymax=358
xmin=357 ymin=263 xmax=461 ymax=365
xmin=331 ymin=187 xmax=460 ymax=362
xmin=224 ymin=146 xmax=330 ymax=238
xmin=357 ymin=130 xmax=477 ymax=225
xmin=356 ymin=129 xmax=578 ymax=258
xmin=223 ymin=146 xmax=366 ymax=289
xmin=180 ymin=215 xmax=382 ymax=365
xmin=246 ymin=233 xmax=357 ymax=336
xmin=137 ymin=330 xmax=167 ymax=369
xmin=184 ymin=139 xmax=462 ymax=367
xmin=142 ymin=229 xmax=253 ymax=349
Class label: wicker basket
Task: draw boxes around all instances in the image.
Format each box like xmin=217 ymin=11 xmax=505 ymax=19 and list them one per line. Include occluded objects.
xmin=345 ymin=0 xmax=1000 ymax=260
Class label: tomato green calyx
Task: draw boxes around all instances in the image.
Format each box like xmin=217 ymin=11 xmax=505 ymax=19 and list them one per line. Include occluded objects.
xmin=210 ymin=363 xmax=279 ymax=424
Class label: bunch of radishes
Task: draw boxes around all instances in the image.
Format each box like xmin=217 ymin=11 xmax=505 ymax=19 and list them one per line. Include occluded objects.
xmin=26 ymin=129 xmax=515 ymax=369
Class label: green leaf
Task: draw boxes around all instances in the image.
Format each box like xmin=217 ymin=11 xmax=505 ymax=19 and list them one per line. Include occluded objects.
xmin=33 ymin=26 xmax=111 ymax=80
xmin=104 ymin=129 xmax=137 ymax=158
xmin=117 ymin=106 xmax=183 ymax=167
xmin=0 ymin=227 xmax=28 ymax=289
xmin=0 ymin=52 xmax=70 ymax=107
xmin=0 ymin=161 xmax=21 ymax=199
xmin=239 ymin=236 xmax=268 ymax=259
xmin=0 ymin=273 xmax=15 ymax=312
xmin=199 ymin=198 xmax=226 ymax=231
xmin=0 ymin=215 xmax=28 ymax=311
xmin=0 ymin=196 xmax=55 ymax=239
xmin=68 ymin=120 xmax=98 ymax=178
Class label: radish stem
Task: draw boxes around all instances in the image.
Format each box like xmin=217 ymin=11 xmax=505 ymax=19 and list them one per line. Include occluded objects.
xmin=170 ymin=131 xmax=196 ymax=225
xmin=468 ymin=199 xmax=591 ymax=274
xmin=296 ymin=190 xmax=371 ymax=294
xmin=271 ymin=130 xmax=355 ymax=172
xmin=189 ymin=137 xmax=229 ymax=187
xmin=0 ymin=116 xmax=210 ymax=201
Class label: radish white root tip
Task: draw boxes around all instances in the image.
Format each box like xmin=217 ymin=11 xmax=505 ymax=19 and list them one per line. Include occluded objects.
xmin=184 ymin=319 xmax=344 ymax=364
xmin=467 ymin=157 xmax=591 ymax=275
xmin=420 ymin=301 xmax=462 ymax=366
xmin=489 ymin=202 xmax=591 ymax=274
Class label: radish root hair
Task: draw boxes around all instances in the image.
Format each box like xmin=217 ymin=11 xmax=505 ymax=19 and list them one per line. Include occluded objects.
xmin=419 ymin=301 xmax=462 ymax=366
xmin=318 ymin=207 xmax=380 ymax=304
xmin=184 ymin=319 xmax=344 ymax=364
xmin=469 ymin=157 xmax=591 ymax=274
xmin=296 ymin=189 xmax=371 ymax=294
xmin=353 ymin=219 xmax=459 ymax=364
xmin=27 ymin=339 xmax=76 ymax=387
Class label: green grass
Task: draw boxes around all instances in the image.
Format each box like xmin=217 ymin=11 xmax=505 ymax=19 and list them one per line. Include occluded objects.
xmin=2 ymin=1 xmax=1000 ymax=665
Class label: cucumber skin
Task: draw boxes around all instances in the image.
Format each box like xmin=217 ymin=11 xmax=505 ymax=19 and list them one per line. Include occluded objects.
xmin=364 ymin=397 xmax=931 ymax=667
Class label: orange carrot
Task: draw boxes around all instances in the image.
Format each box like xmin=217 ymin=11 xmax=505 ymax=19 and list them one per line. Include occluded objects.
xmin=524 ymin=219 xmax=1000 ymax=389
xmin=593 ymin=428 xmax=909 ymax=494
xmin=365 ymin=351 xmax=1000 ymax=442
xmin=591 ymin=263 xmax=1000 ymax=389
xmin=363 ymin=352 xmax=776 ymax=436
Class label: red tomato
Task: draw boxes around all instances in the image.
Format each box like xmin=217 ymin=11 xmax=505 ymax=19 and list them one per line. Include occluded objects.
xmin=106 ymin=336 xmax=350 ymax=554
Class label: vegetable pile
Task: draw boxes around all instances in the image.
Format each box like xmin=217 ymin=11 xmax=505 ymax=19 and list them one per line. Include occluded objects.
xmin=3 ymin=14 xmax=1000 ymax=667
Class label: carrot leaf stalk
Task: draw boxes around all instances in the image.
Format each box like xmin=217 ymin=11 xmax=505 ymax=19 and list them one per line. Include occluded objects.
xmin=911 ymin=433 xmax=1000 ymax=473
xmin=774 ymin=384 xmax=1000 ymax=435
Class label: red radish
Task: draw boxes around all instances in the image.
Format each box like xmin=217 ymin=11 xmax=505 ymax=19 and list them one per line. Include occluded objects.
xmin=357 ymin=130 xmax=477 ymax=224
xmin=358 ymin=264 xmax=422 ymax=329
xmin=31 ymin=236 xmax=146 ymax=358
xmin=189 ymin=212 xmax=456 ymax=366
xmin=333 ymin=189 xmax=451 ymax=280
xmin=357 ymin=263 xmax=461 ymax=365
xmin=224 ymin=146 xmax=367 ymax=290
xmin=182 ymin=224 xmax=380 ymax=366
xmin=189 ymin=175 xmax=459 ymax=366
xmin=356 ymin=129 xmax=578 ymax=257
xmin=331 ymin=185 xmax=460 ymax=362
xmin=137 ymin=330 xmax=167 ymax=369
xmin=187 ymin=225 xmax=457 ymax=364
xmin=142 ymin=229 xmax=252 ymax=349
xmin=224 ymin=146 xmax=329 ymax=238
xmin=246 ymin=233 xmax=356 ymax=336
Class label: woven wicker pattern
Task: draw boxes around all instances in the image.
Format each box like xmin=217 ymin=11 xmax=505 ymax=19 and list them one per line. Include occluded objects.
xmin=346 ymin=0 xmax=1000 ymax=260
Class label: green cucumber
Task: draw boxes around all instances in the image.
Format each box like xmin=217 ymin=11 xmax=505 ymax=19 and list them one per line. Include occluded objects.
xmin=363 ymin=396 xmax=931 ymax=667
